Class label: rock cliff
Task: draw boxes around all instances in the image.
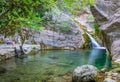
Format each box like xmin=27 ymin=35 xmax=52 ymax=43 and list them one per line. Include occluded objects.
xmin=26 ymin=8 xmax=85 ymax=50
xmin=91 ymin=0 xmax=120 ymax=63
xmin=3 ymin=8 xmax=85 ymax=50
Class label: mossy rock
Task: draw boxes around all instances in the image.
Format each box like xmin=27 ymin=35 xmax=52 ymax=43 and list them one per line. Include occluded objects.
xmin=112 ymin=61 xmax=120 ymax=66
xmin=0 ymin=55 xmax=6 ymax=61
xmin=28 ymin=50 xmax=38 ymax=55
xmin=82 ymin=33 xmax=90 ymax=49
xmin=110 ymin=68 xmax=120 ymax=73
xmin=0 ymin=66 xmax=6 ymax=74
xmin=112 ymin=61 xmax=120 ymax=69
xmin=0 ymin=39 xmax=4 ymax=43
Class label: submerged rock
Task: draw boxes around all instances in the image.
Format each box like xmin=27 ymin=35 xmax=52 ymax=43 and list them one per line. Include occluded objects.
xmin=72 ymin=65 xmax=99 ymax=82
xmin=49 ymin=56 xmax=59 ymax=60
xmin=0 ymin=66 xmax=6 ymax=74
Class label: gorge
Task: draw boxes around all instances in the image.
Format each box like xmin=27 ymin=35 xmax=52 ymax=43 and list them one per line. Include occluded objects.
xmin=0 ymin=0 xmax=120 ymax=82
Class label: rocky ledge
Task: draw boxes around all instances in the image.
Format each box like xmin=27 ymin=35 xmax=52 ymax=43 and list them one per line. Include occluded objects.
xmin=0 ymin=44 xmax=40 ymax=61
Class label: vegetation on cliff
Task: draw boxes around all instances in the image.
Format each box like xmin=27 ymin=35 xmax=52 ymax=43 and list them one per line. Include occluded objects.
xmin=0 ymin=0 xmax=96 ymax=35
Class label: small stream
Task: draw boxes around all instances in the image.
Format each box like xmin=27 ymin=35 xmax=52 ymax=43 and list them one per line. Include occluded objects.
xmin=0 ymin=49 xmax=106 ymax=82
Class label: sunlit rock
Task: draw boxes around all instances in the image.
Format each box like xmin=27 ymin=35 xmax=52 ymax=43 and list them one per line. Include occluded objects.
xmin=40 ymin=30 xmax=84 ymax=50
xmin=104 ymin=78 xmax=116 ymax=82
xmin=39 ymin=8 xmax=85 ymax=49
xmin=72 ymin=65 xmax=99 ymax=82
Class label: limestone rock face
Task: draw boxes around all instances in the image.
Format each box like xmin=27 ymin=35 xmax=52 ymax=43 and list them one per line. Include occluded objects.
xmin=91 ymin=0 xmax=120 ymax=63
xmin=111 ymin=40 xmax=120 ymax=62
xmin=0 ymin=7 xmax=85 ymax=50
xmin=39 ymin=30 xmax=84 ymax=50
xmin=39 ymin=8 xmax=84 ymax=49
xmin=26 ymin=8 xmax=85 ymax=50
xmin=72 ymin=65 xmax=99 ymax=82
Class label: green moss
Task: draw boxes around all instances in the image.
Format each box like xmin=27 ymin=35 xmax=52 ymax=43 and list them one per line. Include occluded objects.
xmin=28 ymin=50 xmax=38 ymax=55
xmin=112 ymin=61 xmax=120 ymax=66
xmin=93 ymin=22 xmax=102 ymax=39
xmin=82 ymin=33 xmax=90 ymax=49
xmin=94 ymin=22 xmax=100 ymax=34
xmin=74 ymin=19 xmax=87 ymax=30
xmin=110 ymin=67 xmax=120 ymax=73
xmin=112 ymin=61 xmax=120 ymax=70
xmin=32 ymin=46 xmax=37 ymax=49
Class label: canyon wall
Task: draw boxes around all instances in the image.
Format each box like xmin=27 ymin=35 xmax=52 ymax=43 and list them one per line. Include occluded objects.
xmin=91 ymin=0 xmax=120 ymax=63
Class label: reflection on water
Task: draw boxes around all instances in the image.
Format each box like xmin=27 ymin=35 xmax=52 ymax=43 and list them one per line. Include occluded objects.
xmin=88 ymin=49 xmax=106 ymax=67
xmin=0 ymin=50 xmax=106 ymax=82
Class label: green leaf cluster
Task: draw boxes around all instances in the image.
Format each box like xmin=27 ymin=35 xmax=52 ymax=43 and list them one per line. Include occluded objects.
xmin=59 ymin=0 xmax=96 ymax=13
xmin=0 ymin=0 xmax=96 ymax=35
xmin=0 ymin=0 xmax=56 ymax=35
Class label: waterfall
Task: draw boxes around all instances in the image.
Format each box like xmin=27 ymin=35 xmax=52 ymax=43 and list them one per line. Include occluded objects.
xmin=86 ymin=32 xmax=100 ymax=47
xmin=86 ymin=32 xmax=112 ymax=69
xmin=86 ymin=32 xmax=106 ymax=49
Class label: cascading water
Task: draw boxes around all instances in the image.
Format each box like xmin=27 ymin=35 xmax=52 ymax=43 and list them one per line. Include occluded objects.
xmin=86 ymin=32 xmax=106 ymax=49
xmin=86 ymin=32 xmax=111 ymax=69
xmin=86 ymin=32 xmax=101 ymax=48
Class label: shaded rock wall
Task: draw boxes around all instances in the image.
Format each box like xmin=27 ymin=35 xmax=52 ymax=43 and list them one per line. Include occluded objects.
xmin=91 ymin=0 xmax=120 ymax=63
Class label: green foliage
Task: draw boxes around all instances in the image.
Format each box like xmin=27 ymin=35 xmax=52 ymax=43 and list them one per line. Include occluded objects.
xmin=59 ymin=0 xmax=96 ymax=13
xmin=0 ymin=0 xmax=96 ymax=35
xmin=94 ymin=22 xmax=103 ymax=39
xmin=43 ymin=8 xmax=71 ymax=33
xmin=94 ymin=22 xmax=100 ymax=35
xmin=94 ymin=22 xmax=99 ymax=34
xmin=54 ymin=21 xmax=71 ymax=33
xmin=0 ymin=0 xmax=56 ymax=35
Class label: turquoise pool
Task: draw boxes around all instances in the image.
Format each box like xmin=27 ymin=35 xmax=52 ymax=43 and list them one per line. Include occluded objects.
xmin=0 ymin=49 xmax=106 ymax=82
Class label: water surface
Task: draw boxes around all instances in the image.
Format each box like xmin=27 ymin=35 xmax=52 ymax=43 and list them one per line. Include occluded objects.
xmin=0 ymin=49 xmax=106 ymax=82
